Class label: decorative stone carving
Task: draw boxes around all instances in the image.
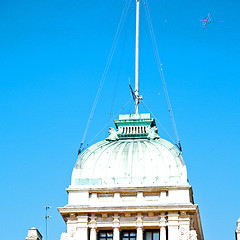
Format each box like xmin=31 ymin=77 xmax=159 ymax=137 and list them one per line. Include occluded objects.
xmin=69 ymin=230 xmax=76 ymax=240
xmin=180 ymin=211 xmax=187 ymax=217
xmin=113 ymin=214 xmax=120 ymax=228
xmin=102 ymin=213 xmax=108 ymax=218
xmin=106 ymin=128 xmax=119 ymax=141
xmin=90 ymin=215 xmax=97 ymax=229
xmin=148 ymin=212 xmax=154 ymax=217
xmin=60 ymin=230 xmax=77 ymax=240
xmin=189 ymin=230 xmax=197 ymax=240
xmin=147 ymin=126 xmax=160 ymax=140
xmin=136 ymin=214 xmax=143 ymax=228
xmin=179 ymin=227 xmax=188 ymax=240
xmin=60 ymin=233 xmax=68 ymax=240
xmin=69 ymin=213 xmax=76 ymax=219
xmin=159 ymin=214 xmax=166 ymax=227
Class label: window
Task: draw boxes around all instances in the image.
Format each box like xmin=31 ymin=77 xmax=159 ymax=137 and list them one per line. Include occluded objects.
xmin=144 ymin=230 xmax=159 ymax=240
xmin=121 ymin=230 xmax=136 ymax=240
xmin=98 ymin=231 xmax=113 ymax=240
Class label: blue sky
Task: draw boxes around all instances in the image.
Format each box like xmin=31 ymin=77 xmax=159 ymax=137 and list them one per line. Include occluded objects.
xmin=0 ymin=0 xmax=239 ymax=239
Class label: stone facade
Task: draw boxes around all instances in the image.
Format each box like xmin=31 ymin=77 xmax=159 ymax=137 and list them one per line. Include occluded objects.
xmin=59 ymin=183 xmax=204 ymax=240
xmin=59 ymin=185 xmax=203 ymax=240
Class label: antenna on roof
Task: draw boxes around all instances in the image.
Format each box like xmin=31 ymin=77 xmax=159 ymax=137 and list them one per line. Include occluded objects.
xmin=45 ymin=206 xmax=52 ymax=240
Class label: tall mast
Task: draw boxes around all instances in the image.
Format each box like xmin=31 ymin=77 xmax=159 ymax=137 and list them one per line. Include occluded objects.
xmin=135 ymin=0 xmax=140 ymax=114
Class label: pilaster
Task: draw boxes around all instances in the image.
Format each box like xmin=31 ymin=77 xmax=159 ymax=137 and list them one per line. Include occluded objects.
xmin=90 ymin=215 xmax=97 ymax=240
xmin=76 ymin=215 xmax=88 ymax=240
xmin=167 ymin=212 xmax=179 ymax=240
xmin=159 ymin=213 xmax=167 ymax=240
xmin=136 ymin=213 xmax=143 ymax=240
xmin=179 ymin=211 xmax=190 ymax=240
xmin=113 ymin=214 xmax=120 ymax=240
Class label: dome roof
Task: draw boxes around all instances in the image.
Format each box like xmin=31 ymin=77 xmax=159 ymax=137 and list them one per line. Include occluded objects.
xmin=71 ymin=114 xmax=188 ymax=187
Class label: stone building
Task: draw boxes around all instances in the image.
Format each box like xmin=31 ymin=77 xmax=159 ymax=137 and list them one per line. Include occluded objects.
xmin=26 ymin=227 xmax=42 ymax=240
xmin=236 ymin=219 xmax=240 ymax=240
xmin=58 ymin=113 xmax=204 ymax=240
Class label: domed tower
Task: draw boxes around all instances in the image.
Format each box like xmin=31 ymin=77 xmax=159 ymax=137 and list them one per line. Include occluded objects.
xmin=59 ymin=1 xmax=204 ymax=239
xmin=58 ymin=114 xmax=204 ymax=240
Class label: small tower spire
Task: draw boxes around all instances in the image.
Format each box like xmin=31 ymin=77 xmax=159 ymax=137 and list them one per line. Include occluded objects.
xmin=135 ymin=0 xmax=140 ymax=114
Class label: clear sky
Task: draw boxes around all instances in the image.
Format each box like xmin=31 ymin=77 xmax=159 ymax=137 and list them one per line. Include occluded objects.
xmin=0 ymin=0 xmax=239 ymax=239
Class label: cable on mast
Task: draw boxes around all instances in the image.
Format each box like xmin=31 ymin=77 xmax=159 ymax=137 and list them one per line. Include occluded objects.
xmin=86 ymin=98 xmax=132 ymax=146
xmin=78 ymin=99 xmax=132 ymax=165
xmin=106 ymin=15 xmax=131 ymax=137
xmin=78 ymin=0 xmax=133 ymax=155
xmin=143 ymin=0 xmax=182 ymax=152
xmin=142 ymin=100 xmax=175 ymax=143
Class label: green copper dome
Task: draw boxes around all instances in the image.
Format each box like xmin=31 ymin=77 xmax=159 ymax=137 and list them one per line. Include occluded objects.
xmin=71 ymin=114 xmax=188 ymax=187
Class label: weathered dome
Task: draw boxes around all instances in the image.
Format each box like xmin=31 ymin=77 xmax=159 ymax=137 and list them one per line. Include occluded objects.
xmin=71 ymin=114 xmax=188 ymax=187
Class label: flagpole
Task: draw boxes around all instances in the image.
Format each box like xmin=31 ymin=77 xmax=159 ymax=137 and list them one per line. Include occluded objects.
xmin=135 ymin=0 xmax=140 ymax=114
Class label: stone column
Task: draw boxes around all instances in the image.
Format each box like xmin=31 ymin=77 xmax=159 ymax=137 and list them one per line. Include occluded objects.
xmin=137 ymin=227 xmax=143 ymax=240
xmin=136 ymin=214 xmax=143 ymax=240
xmin=76 ymin=215 xmax=88 ymax=240
xmin=90 ymin=215 xmax=97 ymax=240
xmin=114 ymin=228 xmax=120 ymax=240
xmin=113 ymin=214 xmax=120 ymax=240
xmin=159 ymin=213 xmax=167 ymax=240
xmin=167 ymin=212 xmax=179 ymax=240
xmin=90 ymin=228 xmax=97 ymax=240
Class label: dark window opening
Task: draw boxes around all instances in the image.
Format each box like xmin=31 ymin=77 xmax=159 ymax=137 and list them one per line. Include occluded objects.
xmin=121 ymin=230 xmax=136 ymax=240
xmin=144 ymin=230 xmax=160 ymax=240
xmin=98 ymin=231 xmax=113 ymax=240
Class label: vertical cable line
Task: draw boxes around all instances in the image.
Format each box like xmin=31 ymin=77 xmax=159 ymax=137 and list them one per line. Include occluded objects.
xmin=80 ymin=99 xmax=132 ymax=155
xmin=87 ymin=98 xmax=132 ymax=147
xmin=142 ymin=100 xmax=175 ymax=143
xmin=106 ymin=13 xmax=130 ymax=137
xmin=143 ymin=0 xmax=181 ymax=148
xmin=79 ymin=0 xmax=132 ymax=154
